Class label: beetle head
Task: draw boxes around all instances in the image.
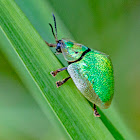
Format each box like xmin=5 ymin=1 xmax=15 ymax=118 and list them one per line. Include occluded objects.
xmin=56 ymin=40 xmax=63 ymax=53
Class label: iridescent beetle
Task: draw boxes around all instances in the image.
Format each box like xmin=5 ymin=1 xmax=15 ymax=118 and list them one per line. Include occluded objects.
xmin=45 ymin=14 xmax=114 ymax=117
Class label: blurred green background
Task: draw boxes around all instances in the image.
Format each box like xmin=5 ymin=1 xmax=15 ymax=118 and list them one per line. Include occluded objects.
xmin=0 ymin=0 xmax=140 ymax=139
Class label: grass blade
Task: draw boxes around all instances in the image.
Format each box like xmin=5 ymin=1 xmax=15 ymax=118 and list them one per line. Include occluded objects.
xmin=0 ymin=0 xmax=133 ymax=139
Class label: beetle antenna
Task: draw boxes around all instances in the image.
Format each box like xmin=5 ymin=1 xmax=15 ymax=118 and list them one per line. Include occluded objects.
xmin=52 ymin=14 xmax=57 ymax=40
xmin=49 ymin=23 xmax=56 ymax=40
xmin=49 ymin=14 xmax=58 ymax=43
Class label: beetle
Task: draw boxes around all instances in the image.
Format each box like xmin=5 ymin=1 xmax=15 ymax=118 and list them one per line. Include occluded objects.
xmin=45 ymin=14 xmax=114 ymax=117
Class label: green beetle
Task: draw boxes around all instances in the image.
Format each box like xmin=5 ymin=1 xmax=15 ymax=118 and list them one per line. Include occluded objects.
xmin=45 ymin=14 xmax=114 ymax=117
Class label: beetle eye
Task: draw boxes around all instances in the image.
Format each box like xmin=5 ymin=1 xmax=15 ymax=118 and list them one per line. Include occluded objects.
xmin=75 ymin=51 xmax=78 ymax=54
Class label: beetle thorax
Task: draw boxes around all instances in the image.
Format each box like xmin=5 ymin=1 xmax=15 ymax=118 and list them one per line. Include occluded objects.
xmin=60 ymin=39 xmax=89 ymax=62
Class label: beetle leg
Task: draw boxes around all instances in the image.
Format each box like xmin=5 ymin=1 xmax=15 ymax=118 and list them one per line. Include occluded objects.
xmin=45 ymin=41 xmax=56 ymax=47
xmin=56 ymin=76 xmax=71 ymax=88
xmin=50 ymin=67 xmax=67 ymax=77
xmin=93 ymin=104 xmax=100 ymax=117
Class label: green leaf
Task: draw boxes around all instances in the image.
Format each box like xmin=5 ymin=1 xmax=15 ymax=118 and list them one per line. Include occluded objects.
xmin=0 ymin=0 xmax=134 ymax=139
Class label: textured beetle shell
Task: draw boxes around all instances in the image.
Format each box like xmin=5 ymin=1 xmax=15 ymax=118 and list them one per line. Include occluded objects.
xmin=67 ymin=50 xmax=114 ymax=109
